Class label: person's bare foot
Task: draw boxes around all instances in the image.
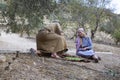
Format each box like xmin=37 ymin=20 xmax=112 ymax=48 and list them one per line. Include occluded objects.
xmin=36 ymin=50 xmax=42 ymax=56
xmin=51 ymin=53 xmax=60 ymax=58
xmin=36 ymin=50 xmax=40 ymax=54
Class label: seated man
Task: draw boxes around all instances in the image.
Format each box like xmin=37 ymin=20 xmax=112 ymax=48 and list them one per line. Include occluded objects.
xmin=75 ymin=28 xmax=101 ymax=63
xmin=36 ymin=22 xmax=68 ymax=58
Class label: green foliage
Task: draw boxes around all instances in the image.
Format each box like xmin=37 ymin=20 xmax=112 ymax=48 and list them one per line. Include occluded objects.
xmin=100 ymin=21 xmax=114 ymax=34
xmin=100 ymin=15 xmax=120 ymax=33
xmin=1 ymin=0 xmax=116 ymax=39
xmin=0 ymin=3 xmax=7 ymax=11
xmin=112 ymin=29 xmax=120 ymax=45
xmin=6 ymin=0 xmax=57 ymax=36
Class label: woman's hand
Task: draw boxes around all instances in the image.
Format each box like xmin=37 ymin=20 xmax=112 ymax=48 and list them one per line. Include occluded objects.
xmin=82 ymin=47 xmax=87 ymax=51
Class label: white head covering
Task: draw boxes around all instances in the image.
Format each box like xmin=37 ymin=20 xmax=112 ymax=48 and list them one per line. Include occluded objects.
xmin=77 ymin=28 xmax=86 ymax=37
xmin=77 ymin=28 xmax=84 ymax=32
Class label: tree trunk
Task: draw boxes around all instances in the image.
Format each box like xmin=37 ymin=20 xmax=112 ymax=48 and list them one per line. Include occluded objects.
xmin=20 ymin=31 xmax=24 ymax=37
xmin=20 ymin=26 xmax=24 ymax=37
xmin=26 ymin=31 xmax=30 ymax=37
xmin=91 ymin=14 xmax=100 ymax=39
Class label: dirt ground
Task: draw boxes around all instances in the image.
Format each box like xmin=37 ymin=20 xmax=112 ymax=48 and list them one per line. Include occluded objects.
xmin=0 ymin=40 xmax=120 ymax=80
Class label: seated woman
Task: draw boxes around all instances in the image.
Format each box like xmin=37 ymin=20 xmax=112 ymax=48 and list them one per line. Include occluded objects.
xmin=75 ymin=28 xmax=101 ymax=63
xmin=36 ymin=22 xmax=68 ymax=58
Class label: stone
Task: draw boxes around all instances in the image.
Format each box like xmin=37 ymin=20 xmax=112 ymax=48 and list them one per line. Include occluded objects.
xmin=0 ymin=55 xmax=6 ymax=63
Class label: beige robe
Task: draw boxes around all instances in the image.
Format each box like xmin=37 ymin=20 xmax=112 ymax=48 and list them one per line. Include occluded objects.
xmin=36 ymin=23 xmax=67 ymax=53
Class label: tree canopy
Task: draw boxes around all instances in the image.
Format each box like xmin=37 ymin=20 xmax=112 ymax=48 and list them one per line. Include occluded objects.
xmin=0 ymin=0 xmax=120 ymax=43
xmin=5 ymin=0 xmax=57 ymax=36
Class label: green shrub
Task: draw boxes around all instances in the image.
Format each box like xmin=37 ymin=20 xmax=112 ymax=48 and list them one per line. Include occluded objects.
xmin=112 ymin=29 xmax=120 ymax=45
